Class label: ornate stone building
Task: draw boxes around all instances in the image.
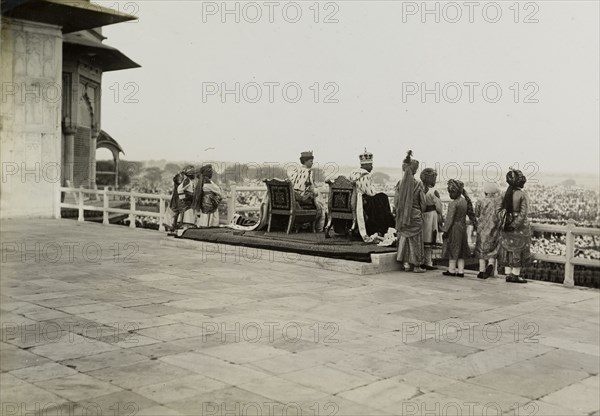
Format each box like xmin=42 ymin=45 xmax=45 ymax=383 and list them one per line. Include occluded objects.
xmin=1 ymin=0 xmax=139 ymax=218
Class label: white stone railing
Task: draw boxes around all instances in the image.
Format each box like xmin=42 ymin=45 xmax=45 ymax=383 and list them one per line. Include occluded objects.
xmin=528 ymin=220 xmax=600 ymax=287
xmin=56 ymin=186 xmax=170 ymax=231
xmin=225 ymin=185 xmax=267 ymax=223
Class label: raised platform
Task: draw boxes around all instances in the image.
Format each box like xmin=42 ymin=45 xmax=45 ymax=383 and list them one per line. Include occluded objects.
xmin=162 ymin=227 xmax=427 ymax=275
xmin=161 ymin=236 xmax=404 ymax=275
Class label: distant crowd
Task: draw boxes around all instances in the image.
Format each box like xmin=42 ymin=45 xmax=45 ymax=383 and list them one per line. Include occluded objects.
xmin=230 ymin=181 xmax=600 ymax=227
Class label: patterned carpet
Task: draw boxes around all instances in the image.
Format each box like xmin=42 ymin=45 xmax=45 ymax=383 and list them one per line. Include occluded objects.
xmin=179 ymin=228 xmax=396 ymax=262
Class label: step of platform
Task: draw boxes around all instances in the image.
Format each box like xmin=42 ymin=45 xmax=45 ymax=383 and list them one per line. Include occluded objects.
xmin=160 ymin=236 xmax=408 ymax=275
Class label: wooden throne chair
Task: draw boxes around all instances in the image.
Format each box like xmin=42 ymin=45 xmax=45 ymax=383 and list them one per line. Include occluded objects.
xmin=264 ymin=179 xmax=317 ymax=234
xmin=324 ymin=175 xmax=357 ymax=239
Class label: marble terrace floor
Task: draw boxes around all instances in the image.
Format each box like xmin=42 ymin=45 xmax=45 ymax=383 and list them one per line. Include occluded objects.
xmin=1 ymin=219 xmax=598 ymax=415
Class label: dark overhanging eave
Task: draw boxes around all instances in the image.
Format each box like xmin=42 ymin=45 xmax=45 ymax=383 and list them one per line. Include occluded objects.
xmin=97 ymin=129 xmax=125 ymax=154
xmin=63 ymin=35 xmax=140 ymax=71
xmin=1 ymin=0 xmax=137 ymax=33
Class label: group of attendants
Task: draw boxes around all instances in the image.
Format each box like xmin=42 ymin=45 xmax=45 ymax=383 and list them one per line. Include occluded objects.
xmin=395 ymin=149 xmax=531 ymax=284
xmin=168 ymin=164 xmax=224 ymax=232
xmin=288 ymin=149 xmax=531 ymax=284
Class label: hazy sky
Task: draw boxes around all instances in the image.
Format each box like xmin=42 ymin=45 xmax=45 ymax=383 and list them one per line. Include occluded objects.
xmin=97 ymin=1 xmax=599 ymax=175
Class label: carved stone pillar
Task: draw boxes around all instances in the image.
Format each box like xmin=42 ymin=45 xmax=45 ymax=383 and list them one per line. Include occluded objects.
xmin=63 ymin=126 xmax=76 ymax=187
xmin=114 ymin=153 xmax=120 ymax=189
xmin=89 ymin=128 xmax=99 ymax=198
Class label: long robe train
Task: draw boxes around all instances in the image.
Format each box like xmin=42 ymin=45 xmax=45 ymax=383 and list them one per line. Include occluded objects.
xmin=362 ymin=193 xmax=395 ymax=236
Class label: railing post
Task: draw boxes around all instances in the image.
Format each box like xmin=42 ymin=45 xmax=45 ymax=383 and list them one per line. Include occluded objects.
xmin=54 ymin=185 xmax=61 ymax=219
xmin=129 ymin=194 xmax=136 ymax=229
xmin=227 ymin=185 xmax=237 ymax=224
xmin=564 ymin=219 xmax=575 ymax=287
xmin=158 ymin=197 xmax=165 ymax=232
xmin=78 ymin=189 xmax=84 ymax=222
xmin=102 ymin=187 xmax=109 ymax=225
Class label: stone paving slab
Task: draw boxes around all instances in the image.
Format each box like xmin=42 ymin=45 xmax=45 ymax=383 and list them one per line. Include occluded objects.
xmin=508 ymin=400 xmax=590 ymax=416
xmin=87 ymin=360 xmax=196 ymax=390
xmin=132 ymin=374 xmax=226 ymax=405
xmin=0 ymin=373 xmax=67 ymax=407
xmin=75 ymin=390 xmax=160 ymax=415
xmin=59 ymin=349 xmax=149 ymax=373
xmin=1 ymin=342 xmax=51 ymax=372
xmin=163 ymin=386 xmax=278 ymax=416
xmin=336 ymin=377 xmax=420 ymax=411
xmin=539 ymin=375 xmax=600 ymax=414
xmin=30 ymin=333 xmax=120 ymax=361
xmin=8 ymin=362 xmax=78 ymax=383
xmin=1 ymin=219 xmax=599 ymax=415
xmin=160 ymin=352 xmax=273 ymax=385
xmin=468 ymin=356 xmax=591 ymax=400
xmin=33 ymin=372 xmax=122 ymax=402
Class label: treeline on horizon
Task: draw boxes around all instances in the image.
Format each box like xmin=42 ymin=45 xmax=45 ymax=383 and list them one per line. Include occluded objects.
xmin=96 ymin=160 xmax=592 ymax=191
xmin=96 ymin=160 xmax=393 ymax=190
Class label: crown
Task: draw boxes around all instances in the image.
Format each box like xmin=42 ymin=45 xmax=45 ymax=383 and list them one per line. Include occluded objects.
xmin=300 ymin=150 xmax=314 ymax=158
xmin=359 ymin=148 xmax=373 ymax=165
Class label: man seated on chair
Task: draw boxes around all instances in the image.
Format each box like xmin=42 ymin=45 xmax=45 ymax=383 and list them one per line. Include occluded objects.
xmin=287 ymin=151 xmax=326 ymax=232
xmin=349 ymin=149 xmax=395 ymax=236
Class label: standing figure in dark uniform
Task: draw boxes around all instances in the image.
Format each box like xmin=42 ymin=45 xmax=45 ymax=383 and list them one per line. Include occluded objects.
xmin=442 ymin=179 xmax=471 ymax=277
xmin=498 ymin=168 xmax=531 ymax=284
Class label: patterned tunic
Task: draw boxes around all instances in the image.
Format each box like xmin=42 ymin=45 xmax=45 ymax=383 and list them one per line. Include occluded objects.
xmin=474 ymin=194 xmax=502 ymax=259
xmin=499 ymin=189 xmax=532 ymax=267
xmin=196 ymin=180 xmax=222 ymax=227
xmin=395 ymin=178 xmax=426 ymax=265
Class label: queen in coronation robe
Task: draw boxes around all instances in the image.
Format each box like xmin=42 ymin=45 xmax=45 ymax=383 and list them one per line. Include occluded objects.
xmin=349 ymin=149 xmax=395 ymax=239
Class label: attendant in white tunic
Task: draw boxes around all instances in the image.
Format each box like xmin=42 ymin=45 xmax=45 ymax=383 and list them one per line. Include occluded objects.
xmin=420 ymin=168 xmax=443 ymax=270
xmin=287 ymin=151 xmax=326 ymax=232
xmin=176 ymin=166 xmax=198 ymax=229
